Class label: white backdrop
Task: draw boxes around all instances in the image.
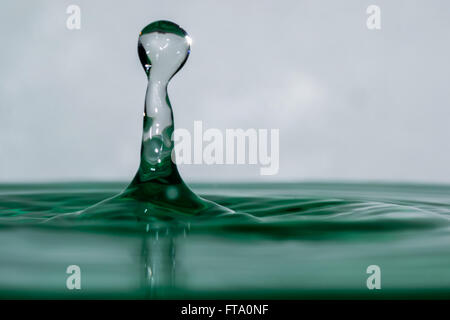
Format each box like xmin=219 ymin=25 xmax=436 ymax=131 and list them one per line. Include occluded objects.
xmin=0 ymin=0 xmax=449 ymax=183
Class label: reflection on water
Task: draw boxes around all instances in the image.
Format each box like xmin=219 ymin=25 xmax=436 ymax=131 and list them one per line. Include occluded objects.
xmin=0 ymin=182 xmax=450 ymax=299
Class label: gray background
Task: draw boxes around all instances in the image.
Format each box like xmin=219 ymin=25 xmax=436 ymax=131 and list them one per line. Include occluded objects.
xmin=0 ymin=0 xmax=449 ymax=183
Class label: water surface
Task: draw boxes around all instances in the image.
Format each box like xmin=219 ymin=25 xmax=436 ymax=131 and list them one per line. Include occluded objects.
xmin=0 ymin=182 xmax=449 ymax=299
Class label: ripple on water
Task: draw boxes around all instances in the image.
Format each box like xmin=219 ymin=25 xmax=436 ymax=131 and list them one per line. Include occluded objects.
xmin=1 ymin=183 xmax=450 ymax=298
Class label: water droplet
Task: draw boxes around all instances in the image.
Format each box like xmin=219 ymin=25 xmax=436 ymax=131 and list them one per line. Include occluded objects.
xmin=80 ymin=21 xmax=234 ymax=218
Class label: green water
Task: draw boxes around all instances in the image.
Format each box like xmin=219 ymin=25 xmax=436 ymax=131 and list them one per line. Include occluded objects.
xmin=0 ymin=182 xmax=449 ymax=299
